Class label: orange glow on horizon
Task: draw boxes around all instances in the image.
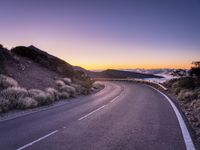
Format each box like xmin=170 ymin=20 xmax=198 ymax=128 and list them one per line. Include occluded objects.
xmin=72 ymin=63 xmax=191 ymax=71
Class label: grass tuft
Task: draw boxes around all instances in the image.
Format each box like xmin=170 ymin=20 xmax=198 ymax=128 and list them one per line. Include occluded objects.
xmin=0 ymin=74 xmax=18 ymax=88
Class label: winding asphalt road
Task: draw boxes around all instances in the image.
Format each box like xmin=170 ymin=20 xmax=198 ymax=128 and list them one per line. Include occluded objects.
xmin=0 ymin=81 xmax=195 ymax=150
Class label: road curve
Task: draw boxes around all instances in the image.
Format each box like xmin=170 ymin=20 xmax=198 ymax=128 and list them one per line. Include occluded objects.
xmin=0 ymin=81 xmax=193 ymax=150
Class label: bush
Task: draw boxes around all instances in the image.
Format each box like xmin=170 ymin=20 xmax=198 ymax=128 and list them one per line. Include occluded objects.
xmin=71 ymin=84 xmax=84 ymax=95
xmin=190 ymin=99 xmax=200 ymax=110
xmin=73 ymin=78 xmax=94 ymax=89
xmin=0 ymin=97 xmax=10 ymax=112
xmin=58 ymin=92 xmax=70 ymax=99
xmin=28 ymin=89 xmax=54 ymax=105
xmin=173 ymin=77 xmax=194 ymax=89
xmin=28 ymin=89 xmax=43 ymax=96
xmin=0 ymin=87 xmax=28 ymax=108
xmin=190 ymin=61 xmax=200 ymax=77
xmin=55 ymin=80 xmax=65 ymax=87
xmin=0 ymin=74 xmax=18 ymax=88
xmin=171 ymin=82 xmax=182 ymax=95
xmin=62 ymin=78 xmax=71 ymax=85
xmin=59 ymin=85 xmax=76 ymax=97
xmin=177 ymin=89 xmax=197 ymax=103
xmin=92 ymin=82 xmax=104 ymax=90
xmin=17 ymin=97 xmax=38 ymax=109
xmin=45 ymin=88 xmax=59 ymax=101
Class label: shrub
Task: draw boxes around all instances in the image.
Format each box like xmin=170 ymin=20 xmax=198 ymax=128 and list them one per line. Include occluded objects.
xmin=45 ymin=88 xmax=59 ymax=101
xmin=194 ymin=88 xmax=200 ymax=99
xmin=190 ymin=61 xmax=200 ymax=77
xmin=59 ymin=85 xmax=76 ymax=97
xmin=28 ymin=89 xmax=54 ymax=105
xmin=190 ymin=99 xmax=200 ymax=110
xmin=0 ymin=97 xmax=10 ymax=112
xmin=55 ymin=80 xmax=65 ymax=87
xmin=17 ymin=97 xmax=38 ymax=109
xmin=174 ymin=77 xmax=194 ymax=89
xmin=0 ymin=87 xmax=28 ymax=108
xmin=71 ymin=84 xmax=84 ymax=95
xmin=92 ymin=82 xmax=104 ymax=90
xmin=171 ymin=82 xmax=182 ymax=95
xmin=73 ymin=78 xmax=94 ymax=89
xmin=62 ymin=78 xmax=71 ymax=85
xmin=177 ymin=89 xmax=197 ymax=103
xmin=28 ymin=89 xmax=44 ymax=97
xmin=58 ymin=92 xmax=70 ymax=99
xmin=0 ymin=74 xmax=18 ymax=88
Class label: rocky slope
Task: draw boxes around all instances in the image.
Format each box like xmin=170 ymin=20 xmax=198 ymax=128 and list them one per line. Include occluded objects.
xmin=0 ymin=45 xmax=90 ymax=90
xmin=0 ymin=45 xmax=97 ymax=113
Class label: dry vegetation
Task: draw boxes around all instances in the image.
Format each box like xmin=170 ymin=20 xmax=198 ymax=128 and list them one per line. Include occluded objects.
xmin=0 ymin=74 xmax=103 ymax=113
xmin=165 ymin=77 xmax=200 ymax=144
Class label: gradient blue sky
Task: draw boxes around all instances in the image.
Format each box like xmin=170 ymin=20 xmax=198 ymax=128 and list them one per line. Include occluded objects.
xmin=1 ymin=0 xmax=200 ymax=69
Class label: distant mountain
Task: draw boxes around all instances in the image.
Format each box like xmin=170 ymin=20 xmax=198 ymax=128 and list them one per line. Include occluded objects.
xmin=123 ymin=69 xmax=177 ymax=75
xmin=73 ymin=67 xmax=162 ymax=79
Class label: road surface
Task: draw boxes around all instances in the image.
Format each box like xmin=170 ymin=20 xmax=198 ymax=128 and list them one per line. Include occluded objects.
xmin=0 ymin=81 xmax=195 ymax=150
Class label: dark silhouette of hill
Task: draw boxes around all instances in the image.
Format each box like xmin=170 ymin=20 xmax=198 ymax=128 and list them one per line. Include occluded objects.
xmin=73 ymin=67 xmax=162 ymax=79
xmin=11 ymin=46 xmax=74 ymax=77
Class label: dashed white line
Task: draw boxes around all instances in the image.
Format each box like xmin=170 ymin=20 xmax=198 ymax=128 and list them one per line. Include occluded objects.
xmin=16 ymin=130 xmax=58 ymax=150
xmin=110 ymin=95 xmax=120 ymax=103
xmin=78 ymin=105 xmax=106 ymax=121
xmin=149 ymin=86 xmax=196 ymax=150
xmin=78 ymin=87 xmax=124 ymax=121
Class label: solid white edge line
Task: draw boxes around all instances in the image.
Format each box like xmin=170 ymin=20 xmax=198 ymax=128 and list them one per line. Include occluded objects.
xmin=16 ymin=130 xmax=58 ymax=150
xmin=149 ymin=86 xmax=195 ymax=150
xmin=78 ymin=105 xmax=106 ymax=121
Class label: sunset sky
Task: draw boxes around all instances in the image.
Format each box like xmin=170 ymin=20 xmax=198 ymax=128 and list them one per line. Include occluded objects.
xmin=1 ymin=0 xmax=200 ymax=70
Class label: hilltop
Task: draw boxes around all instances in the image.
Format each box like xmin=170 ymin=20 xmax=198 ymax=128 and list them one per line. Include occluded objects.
xmin=0 ymin=45 xmax=89 ymax=90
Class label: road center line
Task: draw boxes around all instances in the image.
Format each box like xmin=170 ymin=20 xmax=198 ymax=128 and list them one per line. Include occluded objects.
xmin=148 ymin=86 xmax=196 ymax=150
xmin=78 ymin=86 xmax=124 ymax=121
xmin=78 ymin=105 xmax=106 ymax=121
xmin=16 ymin=130 xmax=58 ymax=150
xmin=110 ymin=95 xmax=120 ymax=103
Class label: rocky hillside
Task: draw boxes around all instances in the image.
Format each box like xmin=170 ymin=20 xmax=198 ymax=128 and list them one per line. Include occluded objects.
xmin=0 ymin=45 xmax=98 ymax=113
xmin=0 ymin=45 xmax=90 ymax=90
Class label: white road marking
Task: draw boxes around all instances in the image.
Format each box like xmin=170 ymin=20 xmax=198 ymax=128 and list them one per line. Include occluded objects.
xmin=78 ymin=105 xmax=106 ymax=121
xmin=78 ymin=86 xmax=124 ymax=121
xmin=110 ymin=95 xmax=120 ymax=103
xmin=149 ymin=86 xmax=196 ymax=150
xmin=16 ymin=130 xmax=58 ymax=150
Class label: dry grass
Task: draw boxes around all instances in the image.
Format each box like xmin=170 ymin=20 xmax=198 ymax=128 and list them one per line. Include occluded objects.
xmin=59 ymin=85 xmax=76 ymax=97
xmin=0 ymin=87 xmax=28 ymax=107
xmin=0 ymin=74 xmax=18 ymax=88
xmin=71 ymin=84 xmax=85 ymax=95
xmin=58 ymin=92 xmax=70 ymax=99
xmin=177 ymin=89 xmax=197 ymax=102
xmin=17 ymin=97 xmax=38 ymax=109
xmin=28 ymin=89 xmax=54 ymax=105
xmin=55 ymin=80 xmax=65 ymax=87
xmin=0 ymin=97 xmax=10 ymax=112
xmin=45 ymin=88 xmax=59 ymax=101
xmin=62 ymin=78 xmax=71 ymax=85
xmin=0 ymin=75 xmax=93 ymax=113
